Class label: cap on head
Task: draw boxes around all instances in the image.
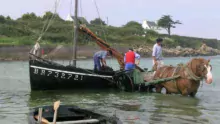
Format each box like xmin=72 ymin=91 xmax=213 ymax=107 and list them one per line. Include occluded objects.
xmin=156 ymin=38 xmax=163 ymax=43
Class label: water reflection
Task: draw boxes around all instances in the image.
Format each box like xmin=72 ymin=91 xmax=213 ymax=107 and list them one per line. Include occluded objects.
xmin=1 ymin=57 xmax=220 ymax=123
xmin=27 ymin=91 xmax=211 ymax=124
xmin=0 ymin=90 xmax=30 ymax=124
xmin=148 ymin=94 xmax=210 ymax=124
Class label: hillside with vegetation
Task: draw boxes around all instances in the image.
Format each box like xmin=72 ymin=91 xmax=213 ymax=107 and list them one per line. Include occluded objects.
xmin=0 ymin=12 xmax=220 ymax=60
xmin=0 ymin=12 xmax=220 ymax=49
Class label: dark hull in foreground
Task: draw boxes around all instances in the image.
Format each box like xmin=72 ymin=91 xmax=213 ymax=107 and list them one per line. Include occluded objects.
xmin=29 ymin=57 xmax=120 ymax=91
xmin=28 ymin=105 xmax=122 ymax=124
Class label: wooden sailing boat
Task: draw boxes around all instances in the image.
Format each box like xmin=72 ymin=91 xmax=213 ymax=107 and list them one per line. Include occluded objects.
xmin=28 ymin=0 xmax=144 ymax=91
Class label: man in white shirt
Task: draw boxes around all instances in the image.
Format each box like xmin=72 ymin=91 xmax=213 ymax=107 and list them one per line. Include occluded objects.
xmin=152 ymin=38 xmax=164 ymax=70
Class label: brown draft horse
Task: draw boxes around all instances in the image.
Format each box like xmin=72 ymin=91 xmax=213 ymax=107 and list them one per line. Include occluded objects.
xmin=153 ymin=58 xmax=213 ymax=97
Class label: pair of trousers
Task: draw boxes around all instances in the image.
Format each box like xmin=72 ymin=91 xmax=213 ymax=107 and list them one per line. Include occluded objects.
xmin=94 ymin=57 xmax=101 ymax=71
xmin=125 ymin=63 xmax=135 ymax=71
xmin=152 ymin=60 xmax=164 ymax=70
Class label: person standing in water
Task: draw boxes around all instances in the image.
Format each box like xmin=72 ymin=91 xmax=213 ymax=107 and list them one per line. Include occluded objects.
xmin=152 ymin=38 xmax=164 ymax=70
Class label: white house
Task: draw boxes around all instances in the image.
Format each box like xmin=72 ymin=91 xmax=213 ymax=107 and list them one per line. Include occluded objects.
xmin=65 ymin=14 xmax=87 ymax=24
xmin=141 ymin=20 xmax=161 ymax=37
xmin=66 ymin=14 xmax=74 ymax=21
xmin=142 ymin=20 xmax=158 ymax=30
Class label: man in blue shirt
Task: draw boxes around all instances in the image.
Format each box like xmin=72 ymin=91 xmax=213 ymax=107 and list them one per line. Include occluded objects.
xmin=93 ymin=50 xmax=112 ymax=71
xmin=152 ymin=38 xmax=164 ymax=70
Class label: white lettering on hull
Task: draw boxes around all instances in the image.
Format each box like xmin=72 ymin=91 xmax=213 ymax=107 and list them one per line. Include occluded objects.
xmin=30 ymin=66 xmax=113 ymax=80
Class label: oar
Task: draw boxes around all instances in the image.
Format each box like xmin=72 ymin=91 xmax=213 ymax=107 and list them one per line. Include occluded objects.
xmin=38 ymin=108 xmax=43 ymax=123
xmin=53 ymin=100 xmax=60 ymax=124
xmin=34 ymin=100 xmax=60 ymax=124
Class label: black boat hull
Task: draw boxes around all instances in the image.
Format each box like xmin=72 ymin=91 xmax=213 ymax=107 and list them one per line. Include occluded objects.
xmin=29 ymin=59 xmax=118 ymax=90
xmin=28 ymin=105 xmax=122 ymax=124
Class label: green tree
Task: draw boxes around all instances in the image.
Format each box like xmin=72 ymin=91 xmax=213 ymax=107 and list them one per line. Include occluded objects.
xmin=6 ymin=16 xmax=12 ymax=20
xmin=90 ymin=18 xmax=106 ymax=25
xmin=0 ymin=15 xmax=6 ymax=23
xmin=42 ymin=11 xmax=53 ymax=20
xmin=78 ymin=17 xmax=89 ymax=24
xmin=122 ymin=21 xmax=144 ymax=35
xmin=145 ymin=29 xmax=159 ymax=37
xmin=42 ymin=11 xmax=63 ymax=21
xmin=124 ymin=21 xmax=142 ymax=29
xmin=157 ymin=15 xmax=181 ymax=36
xmin=20 ymin=12 xmax=39 ymax=20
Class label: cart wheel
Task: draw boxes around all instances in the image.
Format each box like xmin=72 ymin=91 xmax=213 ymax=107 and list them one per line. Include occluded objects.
xmin=114 ymin=74 xmax=134 ymax=92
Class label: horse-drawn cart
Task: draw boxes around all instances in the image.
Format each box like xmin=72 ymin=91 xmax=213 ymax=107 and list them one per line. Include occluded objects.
xmin=79 ymin=25 xmax=213 ymax=96
xmin=115 ymin=57 xmax=212 ymax=97
xmin=115 ymin=68 xmax=180 ymax=92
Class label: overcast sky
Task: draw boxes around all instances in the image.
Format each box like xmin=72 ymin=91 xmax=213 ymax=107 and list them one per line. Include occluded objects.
xmin=0 ymin=0 xmax=220 ymax=39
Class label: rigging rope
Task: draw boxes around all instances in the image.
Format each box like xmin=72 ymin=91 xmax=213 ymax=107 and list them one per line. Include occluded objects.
xmin=37 ymin=0 xmax=61 ymax=42
xmin=79 ymin=0 xmax=83 ymax=23
xmin=92 ymin=0 xmax=116 ymax=67
xmin=92 ymin=0 xmax=108 ymax=42
xmin=70 ymin=0 xmax=73 ymax=16
xmin=69 ymin=0 xmax=74 ymax=65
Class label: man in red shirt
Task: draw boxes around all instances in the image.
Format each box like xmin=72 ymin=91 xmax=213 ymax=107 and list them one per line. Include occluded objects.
xmin=124 ymin=48 xmax=141 ymax=71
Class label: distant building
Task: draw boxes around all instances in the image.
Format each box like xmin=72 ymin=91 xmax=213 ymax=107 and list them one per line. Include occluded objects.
xmin=65 ymin=14 xmax=88 ymax=24
xmin=66 ymin=14 xmax=74 ymax=21
xmin=142 ymin=20 xmax=158 ymax=30
xmin=141 ymin=20 xmax=161 ymax=37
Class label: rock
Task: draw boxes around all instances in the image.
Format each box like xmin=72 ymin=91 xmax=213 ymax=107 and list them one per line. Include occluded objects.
xmin=200 ymin=43 xmax=208 ymax=51
xmin=131 ymin=43 xmax=220 ymax=57
xmin=138 ymin=48 xmax=143 ymax=51
xmin=176 ymin=46 xmax=182 ymax=50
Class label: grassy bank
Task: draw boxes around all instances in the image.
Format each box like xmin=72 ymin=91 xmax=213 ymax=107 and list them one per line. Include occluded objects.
xmin=0 ymin=36 xmax=132 ymax=48
xmin=0 ymin=13 xmax=220 ymax=49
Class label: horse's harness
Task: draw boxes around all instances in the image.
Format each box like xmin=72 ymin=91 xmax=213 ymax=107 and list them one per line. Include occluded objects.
xmin=158 ymin=61 xmax=208 ymax=94
xmin=183 ymin=64 xmax=202 ymax=81
xmin=159 ymin=64 xmax=202 ymax=80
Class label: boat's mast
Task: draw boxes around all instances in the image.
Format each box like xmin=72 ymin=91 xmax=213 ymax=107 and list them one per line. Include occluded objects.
xmin=73 ymin=0 xmax=78 ymax=66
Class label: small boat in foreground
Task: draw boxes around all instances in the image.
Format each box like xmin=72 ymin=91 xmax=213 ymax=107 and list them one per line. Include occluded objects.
xmin=28 ymin=105 xmax=122 ymax=124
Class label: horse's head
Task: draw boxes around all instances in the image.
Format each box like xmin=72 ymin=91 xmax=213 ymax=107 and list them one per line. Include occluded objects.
xmin=188 ymin=58 xmax=213 ymax=84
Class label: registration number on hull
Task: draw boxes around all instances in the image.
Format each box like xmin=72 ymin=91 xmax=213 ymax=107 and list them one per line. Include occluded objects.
xmin=33 ymin=68 xmax=84 ymax=81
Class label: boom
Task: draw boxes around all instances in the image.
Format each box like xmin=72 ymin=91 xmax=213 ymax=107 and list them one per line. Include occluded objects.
xmin=79 ymin=25 xmax=144 ymax=72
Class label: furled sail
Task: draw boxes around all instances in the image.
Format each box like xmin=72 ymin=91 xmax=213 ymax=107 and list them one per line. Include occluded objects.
xmin=30 ymin=41 xmax=41 ymax=56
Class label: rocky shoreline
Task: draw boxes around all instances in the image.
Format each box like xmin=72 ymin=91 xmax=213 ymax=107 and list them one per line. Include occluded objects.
xmin=133 ymin=43 xmax=220 ymax=57
xmin=0 ymin=44 xmax=219 ymax=61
